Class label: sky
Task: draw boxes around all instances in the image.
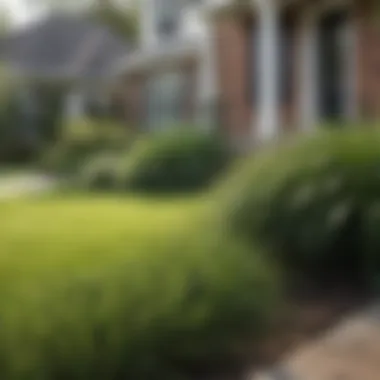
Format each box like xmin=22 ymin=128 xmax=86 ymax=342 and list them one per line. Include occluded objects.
xmin=1 ymin=0 xmax=43 ymax=27
xmin=1 ymin=0 xmax=134 ymax=28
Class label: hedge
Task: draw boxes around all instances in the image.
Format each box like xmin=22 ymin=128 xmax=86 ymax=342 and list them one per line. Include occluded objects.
xmin=218 ymin=129 xmax=380 ymax=288
xmin=0 ymin=197 xmax=279 ymax=379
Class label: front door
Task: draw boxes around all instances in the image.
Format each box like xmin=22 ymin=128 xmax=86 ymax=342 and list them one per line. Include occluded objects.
xmin=318 ymin=11 xmax=348 ymax=122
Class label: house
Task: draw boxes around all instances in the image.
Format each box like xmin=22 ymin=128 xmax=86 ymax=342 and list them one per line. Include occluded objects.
xmin=116 ymin=0 xmax=380 ymax=149
xmin=113 ymin=0 xmax=217 ymax=133
xmin=0 ymin=12 xmax=130 ymax=126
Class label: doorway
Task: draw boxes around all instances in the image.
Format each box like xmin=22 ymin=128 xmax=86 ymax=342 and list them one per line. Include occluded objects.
xmin=317 ymin=10 xmax=350 ymax=123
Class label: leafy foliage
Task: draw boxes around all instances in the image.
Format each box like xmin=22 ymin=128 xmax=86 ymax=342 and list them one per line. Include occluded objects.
xmin=120 ymin=129 xmax=230 ymax=193
xmin=41 ymin=118 xmax=130 ymax=175
xmin=0 ymin=67 xmax=38 ymax=163
xmin=90 ymin=2 xmax=139 ymax=42
xmin=79 ymin=152 xmax=120 ymax=191
xmin=219 ymin=128 xmax=380 ymax=287
xmin=30 ymin=0 xmax=139 ymax=41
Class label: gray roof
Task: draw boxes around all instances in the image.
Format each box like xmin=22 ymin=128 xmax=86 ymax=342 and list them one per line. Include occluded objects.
xmin=0 ymin=13 xmax=131 ymax=81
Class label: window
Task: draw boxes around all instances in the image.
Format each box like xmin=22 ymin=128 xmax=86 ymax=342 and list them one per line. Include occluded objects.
xmin=154 ymin=0 xmax=201 ymax=39
xmin=146 ymin=71 xmax=186 ymax=129
xmin=155 ymin=0 xmax=182 ymax=39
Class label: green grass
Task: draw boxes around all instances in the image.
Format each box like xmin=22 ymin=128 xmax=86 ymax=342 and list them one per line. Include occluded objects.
xmin=0 ymin=163 xmax=38 ymax=176
xmin=0 ymin=196 xmax=204 ymax=291
xmin=0 ymin=167 xmax=26 ymax=179
xmin=0 ymin=195 xmax=279 ymax=379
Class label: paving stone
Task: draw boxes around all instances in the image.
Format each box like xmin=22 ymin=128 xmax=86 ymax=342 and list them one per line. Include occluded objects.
xmin=251 ymin=303 xmax=380 ymax=380
xmin=0 ymin=174 xmax=57 ymax=199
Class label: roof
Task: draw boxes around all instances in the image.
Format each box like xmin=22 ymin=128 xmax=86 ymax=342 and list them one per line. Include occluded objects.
xmin=113 ymin=39 xmax=200 ymax=76
xmin=0 ymin=12 xmax=131 ymax=81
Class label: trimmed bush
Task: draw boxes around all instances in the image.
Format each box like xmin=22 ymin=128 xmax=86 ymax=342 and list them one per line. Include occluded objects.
xmin=41 ymin=118 xmax=130 ymax=175
xmin=219 ymin=129 xmax=380 ymax=287
xmin=0 ymin=67 xmax=37 ymax=163
xmin=0 ymin=197 xmax=279 ymax=379
xmin=119 ymin=129 xmax=229 ymax=193
xmin=79 ymin=152 xmax=119 ymax=191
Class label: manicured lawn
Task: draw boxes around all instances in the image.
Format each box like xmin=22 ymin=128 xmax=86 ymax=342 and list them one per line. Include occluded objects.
xmin=0 ymin=195 xmax=278 ymax=379
xmin=0 ymin=195 xmax=208 ymax=310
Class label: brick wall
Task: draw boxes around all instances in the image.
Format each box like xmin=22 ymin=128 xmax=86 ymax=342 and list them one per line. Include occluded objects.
xmin=181 ymin=61 xmax=198 ymax=123
xmin=214 ymin=14 xmax=253 ymax=146
xmin=121 ymin=60 xmax=198 ymax=130
xmin=213 ymin=10 xmax=300 ymax=146
xmin=122 ymin=73 xmax=146 ymax=128
xmin=355 ymin=0 xmax=380 ymax=120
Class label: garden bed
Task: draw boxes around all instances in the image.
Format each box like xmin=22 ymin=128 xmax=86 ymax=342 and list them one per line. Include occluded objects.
xmin=194 ymin=285 xmax=367 ymax=380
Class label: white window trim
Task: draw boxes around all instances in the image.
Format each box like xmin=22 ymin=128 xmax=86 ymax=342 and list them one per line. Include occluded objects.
xmin=253 ymin=0 xmax=281 ymax=143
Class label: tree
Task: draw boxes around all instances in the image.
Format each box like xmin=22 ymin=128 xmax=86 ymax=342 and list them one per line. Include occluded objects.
xmin=0 ymin=5 xmax=11 ymax=36
xmin=90 ymin=1 xmax=139 ymax=41
xmin=29 ymin=0 xmax=139 ymax=41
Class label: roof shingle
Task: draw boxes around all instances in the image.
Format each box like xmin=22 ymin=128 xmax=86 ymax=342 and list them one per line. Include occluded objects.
xmin=0 ymin=12 xmax=130 ymax=80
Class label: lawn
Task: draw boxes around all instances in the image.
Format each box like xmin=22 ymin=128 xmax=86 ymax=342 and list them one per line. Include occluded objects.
xmin=0 ymin=195 xmax=277 ymax=379
xmin=0 ymin=195 xmax=206 ymax=287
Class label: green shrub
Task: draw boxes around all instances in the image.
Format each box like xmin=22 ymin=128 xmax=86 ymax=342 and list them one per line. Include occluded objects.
xmin=0 ymin=197 xmax=279 ymax=379
xmin=41 ymin=118 xmax=130 ymax=175
xmin=219 ymin=128 xmax=380 ymax=287
xmin=42 ymin=140 xmax=96 ymax=175
xmin=79 ymin=152 xmax=119 ymax=191
xmin=33 ymin=84 xmax=66 ymax=144
xmin=0 ymin=67 xmax=37 ymax=163
xmin=120 ymin=129 xmax=229 ymax=193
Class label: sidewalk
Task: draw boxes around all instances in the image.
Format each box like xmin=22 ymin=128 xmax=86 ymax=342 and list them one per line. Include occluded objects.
xmin=0 ymin=172 xmax=57 ymax=199
xmin=252 ymin=302 xmax=380 ymax=380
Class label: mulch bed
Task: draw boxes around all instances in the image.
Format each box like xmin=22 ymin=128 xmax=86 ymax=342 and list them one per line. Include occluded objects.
xmin=194 ymin=283 xmax=369 ymax=380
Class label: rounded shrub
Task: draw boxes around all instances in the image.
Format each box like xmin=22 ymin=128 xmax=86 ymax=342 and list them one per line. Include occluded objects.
xmin=42 ymin=140 xmax=97 ymax=175
xmin=41 ymin=118 xmax=130 ymax=175
xmin=0 ymin=198 xmax=280 ymax=379
xmin=219 ymin=129 xmax=380 ymax=287
xmin=78 ymin=152 xmax=119 ymax=191
xmin=119 ymin=129 xmax=229 ymax=193
xmin=0 ymin=67 xmax=38 ymax=163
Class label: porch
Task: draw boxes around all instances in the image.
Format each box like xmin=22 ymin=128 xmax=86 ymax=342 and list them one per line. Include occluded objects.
xmin=213 ymin=0 xmax=378 ymax=148
xmin=114 ymin=37 xmax=217 ymax=131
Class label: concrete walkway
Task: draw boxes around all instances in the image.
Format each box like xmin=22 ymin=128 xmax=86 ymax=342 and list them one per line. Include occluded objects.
xmin=0 ymin=172 xmax=57 ymax=199
xmin=252 ymin=302 xmax=380 ymax=380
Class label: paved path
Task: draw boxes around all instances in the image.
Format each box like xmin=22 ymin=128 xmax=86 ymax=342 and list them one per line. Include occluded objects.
xmin=0 ymin=172 xmax=57 ymax=199
xmin=252 ymin=302 xmax=380 ymax=380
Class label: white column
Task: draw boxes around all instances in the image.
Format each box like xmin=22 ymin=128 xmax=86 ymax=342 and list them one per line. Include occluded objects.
xmin=255 ymin=0 xmax=280 ymax=142
xmin=298 ymin=9 xmax=319 ymax=131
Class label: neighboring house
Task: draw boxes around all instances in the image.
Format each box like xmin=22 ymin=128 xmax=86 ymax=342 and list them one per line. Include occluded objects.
xmin=114 ymin=0 xmax=217 ymax=132
xmin=0 ymin=13 xmax=130 ymax=124
xmin=116 ymin=0 xmax=380 ymax=149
